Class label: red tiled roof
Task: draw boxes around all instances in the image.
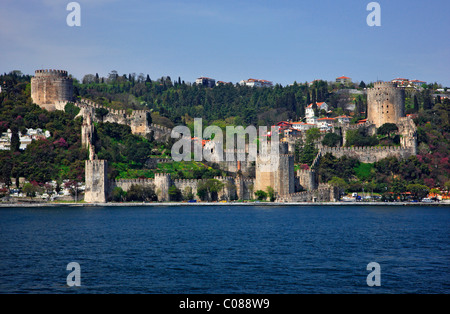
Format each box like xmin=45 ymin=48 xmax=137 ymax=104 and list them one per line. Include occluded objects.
xmin=307 ymin=102 xmax=326 ymax=108
xmin=317 ymin=118 xmax=336 ymax=121
xmin=336 ymin=76 xmax=351 ymax=79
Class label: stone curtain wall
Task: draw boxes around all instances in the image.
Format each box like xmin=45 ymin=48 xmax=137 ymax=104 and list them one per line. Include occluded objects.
xmin=276 ymin=184 xmax=338 ymax=203
xmin=319 ymin=146 xmax=414 ymax=163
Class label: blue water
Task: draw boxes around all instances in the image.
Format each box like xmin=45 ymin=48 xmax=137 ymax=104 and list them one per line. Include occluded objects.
xmin=0 ymin=205 xmax=448 ymax=294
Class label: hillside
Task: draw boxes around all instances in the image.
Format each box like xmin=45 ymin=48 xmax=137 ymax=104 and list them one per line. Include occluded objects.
xmin=1 ymin=71 xmax=449 ymax=198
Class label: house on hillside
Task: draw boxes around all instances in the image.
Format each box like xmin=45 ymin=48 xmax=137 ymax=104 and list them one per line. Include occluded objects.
xmin=336 ymin=76 xmax=352 ymax=84
xmin=195 ymin=77 xmax=216 ymax=88
xmin=306 ymin=102 xmax=328 ymax=118
xmin=239 ymin=78 xmax=273 ymax=88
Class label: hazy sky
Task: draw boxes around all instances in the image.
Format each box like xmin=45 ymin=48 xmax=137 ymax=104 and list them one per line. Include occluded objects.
xmin=1 ymin=0 xmax=449 ymax=86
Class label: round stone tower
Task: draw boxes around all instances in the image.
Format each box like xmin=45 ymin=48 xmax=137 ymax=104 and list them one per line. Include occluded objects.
xmin=31 ymin=69 xmax=73 ymax=111
xmin=367 ymin=82 xmax=405 ymax=128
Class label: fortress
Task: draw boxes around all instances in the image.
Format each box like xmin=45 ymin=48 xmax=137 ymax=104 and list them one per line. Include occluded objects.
xmin=30 ymin=70 xmax=417 ymax=203
xmin=31 ymin=69 xmax=171 ymax=142
xmin=367 ymin=81 xmax=405 ymax=127
xmin=31 ymin=70 xmax=73 ymax=111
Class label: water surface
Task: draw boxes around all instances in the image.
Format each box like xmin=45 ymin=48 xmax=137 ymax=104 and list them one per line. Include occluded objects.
xmin=0 ymin=205 xmax=448 ymax=293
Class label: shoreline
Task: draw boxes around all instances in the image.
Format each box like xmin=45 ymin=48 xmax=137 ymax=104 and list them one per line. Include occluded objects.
xmin=0 ymin=201 xmax=449 ymax=207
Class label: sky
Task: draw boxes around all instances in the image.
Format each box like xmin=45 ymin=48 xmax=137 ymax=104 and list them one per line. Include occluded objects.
xmin=1 ymin=0 xmax=449 ymax=86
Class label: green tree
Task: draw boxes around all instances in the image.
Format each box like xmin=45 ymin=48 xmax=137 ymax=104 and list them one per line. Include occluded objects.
xmin=95 ymin=108 xmax=109 ymax=122
xmin=254 ymin=190 xmax=268 ymax=201
xmin=126 ymin=184 xmax=157 ymax=202
xmin=321 ymin=133 xmax=342 ymax=147
xmin=327 ymin=176 xmax=347 ymax=199
xmin=168 ymin=185 xmax=182 ymax=201
xmin=22 ymin=183 xmax=38 ymax=198
xmin=182 ymin=186 xmax=194 ymax=201
xmin=196 ymin=179 xmax=224 ymax=201
xmin=377 ymin=123 xmax=399 ymax=139
xmin=407 ymin=183 xmax=430 ymax=200
xmin=413 ymin=95 xmax=419 ymax=112
xmin=196 ymin=181 xmax=209 ymax=201
xmin=65 ymin=103 xmax=80 ymax=118
xmin=298 ymin=142 xmax=318 ymax=166
xmin=111 ymin=187 xmax=126 ymax=202
xmin=266 ymin=186 xmax=276 ymax=202
xmin=444 ymin=180 xmax=450 ymax=193
xmin=305 ymin=127 xmax=321 ymax=143
xmin=10 ymin=125 xmax=20 ymax=152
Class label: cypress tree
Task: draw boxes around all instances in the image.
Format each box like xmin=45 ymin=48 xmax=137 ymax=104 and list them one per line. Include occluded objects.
xmin=10 ymin=125 xmax=20 ymax=152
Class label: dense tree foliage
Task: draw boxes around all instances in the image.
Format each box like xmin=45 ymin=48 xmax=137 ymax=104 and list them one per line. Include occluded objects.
xmin=74 ymin=76 xmax=359 ymax=128
xmin=0 ymin=73 xmax=87 ymax=185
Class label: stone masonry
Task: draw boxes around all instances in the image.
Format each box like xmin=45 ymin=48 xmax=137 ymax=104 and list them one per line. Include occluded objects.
xmin=31 ymin=70 xmax=73 ymax=111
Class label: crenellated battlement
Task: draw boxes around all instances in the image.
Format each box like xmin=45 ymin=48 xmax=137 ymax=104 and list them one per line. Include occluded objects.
xmin=34 ymin=69 xmax=69 ymax=77
xmin=31 ymin=69 xmax=74 ymax=110
xmin=321 ymin=145 xmax=405 ymax=153
xmin=344 ymin=121 xmax=372 ymax=130
xmin=149 ymin=123 xmax=171 ymax=132
xmin=74 ymin=98 xmax=172 ymax=139
xmin=237 ymin=178 xmax=255 ymax=183
xmin=213 ymin=176 xmax=234 ymax=181
xmin=319 ymin=144 xmax=413 ymax=163
xmin=85 ymin=159 xmax=107 ymax=165
xmin=114 ymin=178 xmax=154 ymax=184
xmin=173 ymin=179 xmax=201 ymax=184
xmin=372 ymin=81 xmax=397 ymax=88
xmin=154 ymin=173 xmax=171 ymax=178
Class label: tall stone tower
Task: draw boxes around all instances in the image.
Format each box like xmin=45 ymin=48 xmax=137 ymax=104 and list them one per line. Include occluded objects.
xmin=254 ymin=142 xmax=294 ymax=197
xmin=84 ymin=159 xmax=108 ymax=203
xmin=367 ymin=82 xmax=405 ymax=128
xmin=31 ymin=69 xmax=73 ymax=111
xmin=129 ymin=110 xmax=151 ymax=135
xmin=154 ymin=173 xmax=171 ymax=201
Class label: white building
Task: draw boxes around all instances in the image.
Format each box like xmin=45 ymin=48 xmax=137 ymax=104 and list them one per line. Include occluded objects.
xmin=305 ymin=102 xmax=328 ymax=118
xmin=290 ymin=122 xmax=316 ymax=131
xmin=0 ymin=128 xmax=51 ymax=150
xmin=336 ymin=76 xmax=352 ymax=84
xmin=195 ymin=77 xmax=216 ymax=88
xmin=306 ymin=116 xmax=318 ymax=125
xmin=335 ymin=115 xmax=351 ymax=124
xmin=239 ymin=78 xmax=273 ymax=88
xmin=317 ymin=117 xmax=336 ymax=129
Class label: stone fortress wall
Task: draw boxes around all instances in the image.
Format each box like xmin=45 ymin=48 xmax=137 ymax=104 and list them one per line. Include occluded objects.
xmin=276 ymin=183 xmax=339 ymax=203
xmin=111 ymin=174 xmax=255 ymax=202
xmin=49 ymin=69 xmax=413 ymax=203
xmin=319 ymin=145 xmax=415 ymax=163
xmin=31 ymin=69 xmax=173 ymax=141
xmin=72 ymin=98 xmax=172 ymax=141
